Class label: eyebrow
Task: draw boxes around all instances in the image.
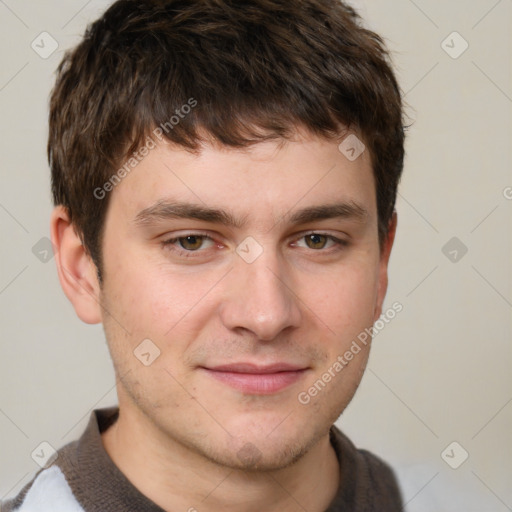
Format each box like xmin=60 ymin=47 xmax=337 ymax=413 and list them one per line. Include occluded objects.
xmin=133 ymin=199 xmax=368 ymax=229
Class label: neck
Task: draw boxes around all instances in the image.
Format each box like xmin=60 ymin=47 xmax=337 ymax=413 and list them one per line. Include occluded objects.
xmin=101 ymin=405 xmax=340 ymax=512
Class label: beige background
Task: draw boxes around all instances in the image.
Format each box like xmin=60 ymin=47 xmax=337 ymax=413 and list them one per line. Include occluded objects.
xmin=1 ymin=1 xmax=511 ymax=510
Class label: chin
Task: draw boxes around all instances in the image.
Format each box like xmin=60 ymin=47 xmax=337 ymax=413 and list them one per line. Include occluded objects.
xmin=210 ymin=435 xmax=311 ymax=472
xmin=193 ymin=418 xmax=320 ymax=472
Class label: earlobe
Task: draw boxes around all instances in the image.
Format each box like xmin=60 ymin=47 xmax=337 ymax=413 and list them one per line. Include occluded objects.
xmin=373 ymin=212 xmax=397 ymax=322
xmin=50 ymin=205 xmax=102 ymax=324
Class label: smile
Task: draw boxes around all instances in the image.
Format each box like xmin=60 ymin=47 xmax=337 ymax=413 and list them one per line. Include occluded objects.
xmin=200 ymin=363 xmax=309 ymax=394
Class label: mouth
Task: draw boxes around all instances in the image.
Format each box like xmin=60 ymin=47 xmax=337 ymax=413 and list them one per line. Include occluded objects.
xmin=199 ymin=362 xmax=309 ymax=395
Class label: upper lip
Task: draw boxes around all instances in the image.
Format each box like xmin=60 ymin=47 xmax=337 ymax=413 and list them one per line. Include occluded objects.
xmin=203 ymin=362 xmax=307 ymax=374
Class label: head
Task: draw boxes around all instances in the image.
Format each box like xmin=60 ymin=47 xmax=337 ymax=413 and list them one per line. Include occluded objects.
xmin=50 ymin=0 xmax=404 ymax=471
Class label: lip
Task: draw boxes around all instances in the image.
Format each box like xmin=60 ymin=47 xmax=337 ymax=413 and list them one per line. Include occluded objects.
xmin=200 ymin=362 xmax=309 ymax=394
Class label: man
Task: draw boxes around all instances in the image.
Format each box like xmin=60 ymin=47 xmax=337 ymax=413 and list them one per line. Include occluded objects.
xmin=2 ymin=0 xmax=405 ymax=510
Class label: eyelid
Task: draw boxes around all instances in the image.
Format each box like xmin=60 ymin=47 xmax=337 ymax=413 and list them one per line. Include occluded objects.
xmin=161 ymin=231 xmax=217 ymax=252
xmin=291 ymin=230 xmax=348 ymax=248
xmin=161 ymin=230 xmax=349 ymax=259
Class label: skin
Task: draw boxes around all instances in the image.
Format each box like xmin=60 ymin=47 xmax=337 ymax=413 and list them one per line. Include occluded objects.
xmin=51 ymin=130 xmax=396 ymax=512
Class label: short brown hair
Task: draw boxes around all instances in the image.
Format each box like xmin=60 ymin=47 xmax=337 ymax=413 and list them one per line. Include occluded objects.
xmin=49 ymin=0 xmax=405 ymax=276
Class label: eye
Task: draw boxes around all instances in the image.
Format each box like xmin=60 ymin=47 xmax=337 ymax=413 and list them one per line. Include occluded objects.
xmin=161 ymin=231 xmax=348 ymax=260
xmin=305 ymin=233 xmax=329 ymax=250
xmin=162 ymin=233 xmax=216 ymax=255
xmin=293 ymin=232 xmax=347 ymax=251
xmin=176 ymin=235 xmax=209 ymax=251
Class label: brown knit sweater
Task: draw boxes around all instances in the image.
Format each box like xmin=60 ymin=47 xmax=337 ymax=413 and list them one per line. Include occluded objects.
xmin=2 ymin=407 xmax=402 ymax=511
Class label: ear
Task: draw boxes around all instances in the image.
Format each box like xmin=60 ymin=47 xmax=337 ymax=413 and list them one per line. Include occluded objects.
xmin=373 ymin=212 xmax=397 ymax=322
xmin=50 ymin=205 xmax=102 ymax=324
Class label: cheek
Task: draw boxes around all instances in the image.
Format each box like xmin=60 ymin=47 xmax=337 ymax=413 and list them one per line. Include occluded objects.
xmin=104 ymin=253 xmax=212 ymax=337
xmin=308 ymin=260 xmax=380 ymax=339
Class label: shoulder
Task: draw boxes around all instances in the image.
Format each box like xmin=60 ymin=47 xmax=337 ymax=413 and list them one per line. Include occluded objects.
xmin=1 ymin=445 xmax=84 ymax=512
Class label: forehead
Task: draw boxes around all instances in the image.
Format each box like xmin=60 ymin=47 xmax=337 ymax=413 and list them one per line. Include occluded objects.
xmin=108 ymin=133 xmax=376 ymax=227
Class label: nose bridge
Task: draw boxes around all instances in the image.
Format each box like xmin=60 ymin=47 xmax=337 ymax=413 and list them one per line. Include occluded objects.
xmin=220 ymin=243 xmax=301 ymax=340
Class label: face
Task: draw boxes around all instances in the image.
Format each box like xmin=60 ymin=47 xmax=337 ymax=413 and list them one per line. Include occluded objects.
xmin=96 ymin=132 xmax=392 ymax=471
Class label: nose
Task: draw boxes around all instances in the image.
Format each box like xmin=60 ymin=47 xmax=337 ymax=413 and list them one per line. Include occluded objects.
xmin=219 ymin=246 xmax=302 ymax=341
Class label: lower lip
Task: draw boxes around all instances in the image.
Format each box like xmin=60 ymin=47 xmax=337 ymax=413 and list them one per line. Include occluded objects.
xmin=201 ymin=369 xmax=307 ymax=394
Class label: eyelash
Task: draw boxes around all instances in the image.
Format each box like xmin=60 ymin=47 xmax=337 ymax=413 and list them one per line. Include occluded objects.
xmin=161 ymin=231 xmax=348 ymax=258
